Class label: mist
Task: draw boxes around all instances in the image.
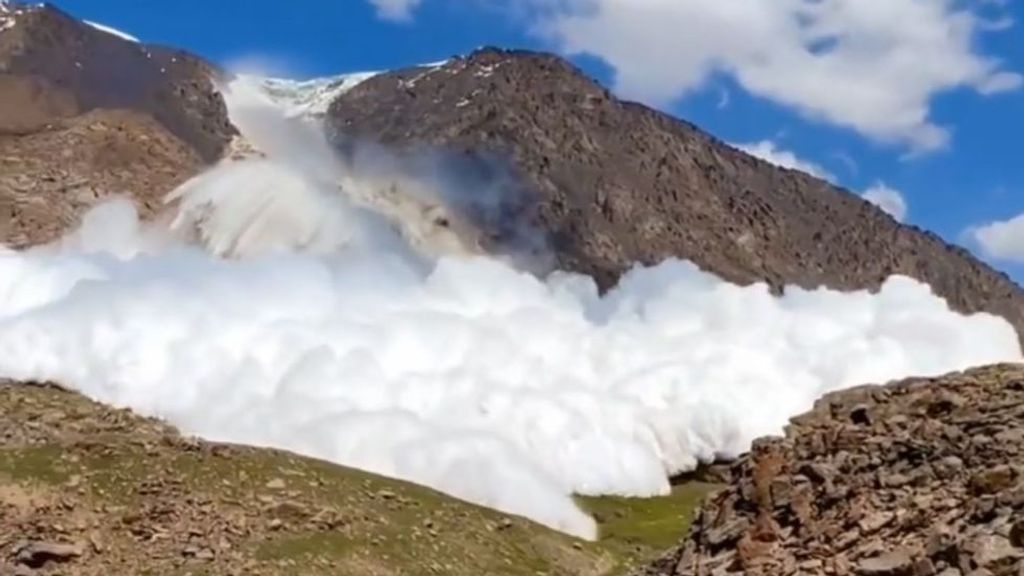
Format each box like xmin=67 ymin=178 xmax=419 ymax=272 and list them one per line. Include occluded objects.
xmin=0 ymin=77 xmax=1018 ymax=540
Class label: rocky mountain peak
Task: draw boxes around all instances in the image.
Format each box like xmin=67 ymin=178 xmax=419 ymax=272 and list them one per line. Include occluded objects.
xmin=0 ymin=2 xmax=235 ymax=246
xmin=327 ymin=48 xmax=1024 ymax=345
xmin=0 ymin=2 xmax=234 ymax=160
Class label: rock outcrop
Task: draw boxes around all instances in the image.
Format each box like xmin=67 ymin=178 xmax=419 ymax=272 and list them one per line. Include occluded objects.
xmin=645 ymin=364 xmax=1024 ymax=576
xmin=0 ymin=3 xmax=233 ymax=158
xmin=0 ymin=2 xmax=233 ymax=246
xmin=328 ymin=48 xmax=1024 ymax=343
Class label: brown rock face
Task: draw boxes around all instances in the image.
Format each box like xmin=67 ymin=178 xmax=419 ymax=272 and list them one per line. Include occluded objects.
xmin=0 ymin=3 xmax=233 ymax=159
xmin=0 ymin=2 xmax=233 ymax=246
xmin=0 ymin=109 xmax=203 ymax=246
xmin=327 ymin=48 xmax=1024 ymax=342
xmin=643 ymin=364 xmax=1024 ymax=576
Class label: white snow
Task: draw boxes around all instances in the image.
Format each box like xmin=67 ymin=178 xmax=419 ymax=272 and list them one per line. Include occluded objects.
xmin=256 ymin=72 xmax=380 ymax=118
xmin=0 ymin=76 xmax=1018 ymax=541
xmin=401 ymin=63 xmax=446 ymax=89
xmin=84 ymin=20 xmax=140 ymax=43
xmin=475 ymin=63 xmax=500 ymax=78
xmin=254 ymin=60 xmax=449 ymax=119
xmin=0 ymin=0 xmax=18 ymax=32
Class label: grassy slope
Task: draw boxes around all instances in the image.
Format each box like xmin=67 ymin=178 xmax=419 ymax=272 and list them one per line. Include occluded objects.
xmin=0 ymin=382 xmax=716 ymax=575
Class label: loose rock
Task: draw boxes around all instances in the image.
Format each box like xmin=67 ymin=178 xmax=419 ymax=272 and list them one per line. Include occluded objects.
xmin=643 ymin=365 xmax=1024 ymax=576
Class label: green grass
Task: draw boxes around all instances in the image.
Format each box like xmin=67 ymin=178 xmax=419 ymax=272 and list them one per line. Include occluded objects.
xmin=578 ymin=483 xmax=718 ymax=567
xmin=0 ymin=444 xmax=70 ymax=485
xmin=0 ymin=383 xmax=719 ymax=576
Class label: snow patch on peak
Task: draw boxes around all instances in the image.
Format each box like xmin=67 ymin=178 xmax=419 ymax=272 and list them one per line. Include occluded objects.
xmin=251 ymin=59 xmax=450 ymax=119
xmin=0 ymin=9 xmax=15 ymax=32
xmin=85 ymin=20 xmax=140 ymax=43
xmin=0 ymin=1 xmax=42 ymax=15
xmin=255 ymin=72 xmax=380 ymax=118
xmin=1 ymin=2 xmax=67 ymax=32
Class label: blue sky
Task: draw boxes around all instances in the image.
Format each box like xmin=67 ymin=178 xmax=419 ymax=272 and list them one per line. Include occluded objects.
xmin=57 ymin=0 xmax=1024 ymax=278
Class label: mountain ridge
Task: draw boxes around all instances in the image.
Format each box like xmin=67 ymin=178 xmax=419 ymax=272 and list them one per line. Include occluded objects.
xmin=0 ymin=1 xmax=233 ymax=246
xmin=327 ymin=46 xmax=1024 ymax=345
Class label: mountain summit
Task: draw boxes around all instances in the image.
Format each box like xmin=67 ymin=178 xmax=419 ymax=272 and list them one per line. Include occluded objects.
xmin=328 ymin=47 xmax=1024 ymax=343
xmin=0 ymin=2 xmax=232 ymax=246
xmin=2 ymin=6 xmax=1021 ymax=345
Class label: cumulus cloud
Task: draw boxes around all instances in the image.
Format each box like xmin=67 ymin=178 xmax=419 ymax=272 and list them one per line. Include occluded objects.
xmin=733 ymin=140 xmax=835 ymax=181
xmin=522 ymin=0 xmax=1021 ymax=153
xmin=861 ymin=183 xmax=908 ymax=222
xmin=967 ymin=213 xmax=1024 ymax=262
xmin=0 ymin=76 xmax=1017 ymax=541
xmin=368 ymin=0 xmax=421 ymax=21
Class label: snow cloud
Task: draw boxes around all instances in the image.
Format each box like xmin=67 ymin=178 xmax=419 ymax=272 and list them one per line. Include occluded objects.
xmin=861 ymin=183 xmax=908 ymax=222
xmin=733 ymin=140 xmax=835 ymax=182
xmin=368 ymin=0 xmax=422 ymax=21
xmin=521 ymin=0 xmax=1021 ymax=153
xmin=0 ymin=76 xmax=1017 ymax=541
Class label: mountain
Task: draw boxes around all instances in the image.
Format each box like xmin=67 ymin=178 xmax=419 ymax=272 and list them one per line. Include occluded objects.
xmin=3 ymin=6 xmax=1022 ymax=345
xmin=326 ymin=48 xmax=1024 ymax=344
xmin=0 ymin=2 xmax=233 ymax=246
xmin=2 ymin=5 xmax=1024 ymax=575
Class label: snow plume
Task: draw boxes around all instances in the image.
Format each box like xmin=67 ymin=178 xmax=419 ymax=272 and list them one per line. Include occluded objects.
xmin=330 ymin=135 xmax=554 ymax=272
xmin=0 ymin=79 xmax=1019 ymax=541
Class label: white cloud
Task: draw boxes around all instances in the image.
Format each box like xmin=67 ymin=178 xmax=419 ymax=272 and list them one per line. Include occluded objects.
xmin=734 ymin=140 xmax=835 ymax=181
xmin=524 ymin=0 xmax=1021 ymax=153
xmin=861 ymin=182 xmax=908 ymax=222
xmin=715 ymin=88 xmax=731 ymax=110
xmin=368 ymin=0 xmax=421 ymax=21
xmin=968 ymin=213 xmax=1024 ymax=262
xmin=978 ymin=71 xmax=1024 ymax=95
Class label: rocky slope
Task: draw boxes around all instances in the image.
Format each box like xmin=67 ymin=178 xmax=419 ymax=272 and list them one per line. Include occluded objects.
xmin=3 ymin=5 xmax=1024 ymax=575
xmin=327 ymin=48 xmax=1024 ymax=343
xmin=0 ymin=381 xmax=713 ymax=576
xmin=0 ymin=2 xmax=233 ymax=246
xmin=644 ymin=364 xmax=1024 ymax=576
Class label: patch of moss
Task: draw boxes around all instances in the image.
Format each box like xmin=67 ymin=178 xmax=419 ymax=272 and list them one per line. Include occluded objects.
xmin=577 ymin=482 xmax=719 ymax=568
xmin=0 ymin=445 xmax=70 ymax=485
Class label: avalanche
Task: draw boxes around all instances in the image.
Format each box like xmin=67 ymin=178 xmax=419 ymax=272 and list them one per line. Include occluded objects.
xmin=0 ymin=76 xmax=1018 ymax=541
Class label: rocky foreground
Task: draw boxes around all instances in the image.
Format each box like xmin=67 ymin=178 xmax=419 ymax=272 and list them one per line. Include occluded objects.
xmin=0 ymin=381 xmax=714 ymax=576
xmin=645 ymin=364 xmax=1024 ymax=576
